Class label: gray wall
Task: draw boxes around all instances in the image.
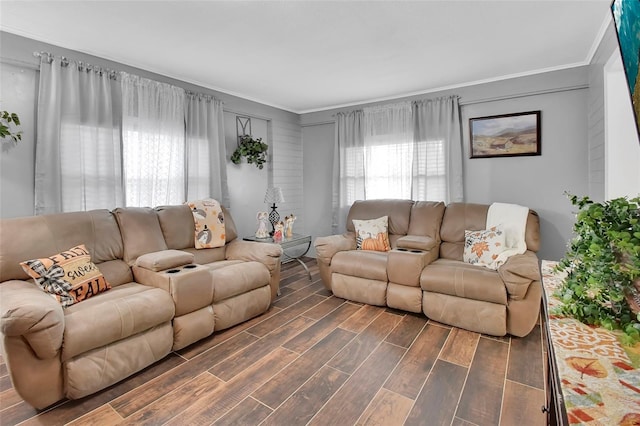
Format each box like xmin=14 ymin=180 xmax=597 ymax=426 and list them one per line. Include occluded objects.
xmin=0 ymin=31 xmax=303 ymax=235
xmin=0 ymin=61 xmax=37 ymax=218
xmin=301 ymin=67 xmax=591 ymax=261
xmin=302 ymin=123 xmax=334 ymax=257
xmin=588 ymin=21 xmax=618 ymax=202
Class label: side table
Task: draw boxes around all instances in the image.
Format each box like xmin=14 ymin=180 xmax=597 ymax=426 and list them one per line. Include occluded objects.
xmin=243 ymin=233 xmax=312 ymax=282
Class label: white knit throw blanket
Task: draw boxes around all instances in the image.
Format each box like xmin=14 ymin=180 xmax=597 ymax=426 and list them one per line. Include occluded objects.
xmin=486 ymin=202 xmax=529 ymax=269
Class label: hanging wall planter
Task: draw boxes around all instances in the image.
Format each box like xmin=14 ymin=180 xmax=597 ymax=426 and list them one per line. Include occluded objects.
xmin=231 ymin=135 xmax=269 ymax=169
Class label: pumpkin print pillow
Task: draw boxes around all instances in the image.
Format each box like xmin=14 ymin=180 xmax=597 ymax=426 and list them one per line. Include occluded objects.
xmin=463 ymin=226 xmax=506 ymax=270
xmin=19 ymin=244 xmax=111 ymax=308
xmin=353 ymin=216 xmax=391 ymax=252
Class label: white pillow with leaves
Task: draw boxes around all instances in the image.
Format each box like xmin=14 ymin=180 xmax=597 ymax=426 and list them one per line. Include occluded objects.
xmin=463 ymin=225 xmax=506 ymax=270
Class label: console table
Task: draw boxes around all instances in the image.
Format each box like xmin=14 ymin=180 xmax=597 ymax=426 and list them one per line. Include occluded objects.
xmin=541 ymin=260 xmax=640 ymax=425
xmin=244 ymin=233 xmax=312 ymax=281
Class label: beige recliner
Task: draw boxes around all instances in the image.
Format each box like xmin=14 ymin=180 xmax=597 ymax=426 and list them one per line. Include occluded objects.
xmin=315 ymin=199 xmax=542 ymax=338
xmin=0 ymin=204 xmax=282 ymax=409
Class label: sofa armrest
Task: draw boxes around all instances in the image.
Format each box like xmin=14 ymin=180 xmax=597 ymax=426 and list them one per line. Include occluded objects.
xmin=314 ymin=234 xmax=357 ymax=265
xmin=396 ymin=235 xmax=437 ymax=252
xmin=498 ymin=250 xmax=541 ymax=300
xmin=0 ymin=280 xmax=64 ymax=359
xmin=225 ymin=240 xmax=283 ymax=274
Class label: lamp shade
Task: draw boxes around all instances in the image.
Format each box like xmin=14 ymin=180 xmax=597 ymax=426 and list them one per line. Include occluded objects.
xmin=264 ymin=187 xmax=285 ymax=204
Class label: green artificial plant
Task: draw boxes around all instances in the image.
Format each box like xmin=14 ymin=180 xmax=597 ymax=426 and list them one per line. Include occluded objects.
xmin=555 ymin=193 xmax=640 ymax=344
xmin=230 ymin=135 xmax=269 ymax=169
xmin=0 ymin=110 xmax=22 ymax=143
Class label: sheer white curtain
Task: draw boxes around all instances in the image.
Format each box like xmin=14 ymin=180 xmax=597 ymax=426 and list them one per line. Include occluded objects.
xmin=121 ymin=73 xmax=185 ymax=207
xmin=185 ymin=93 xmax=229 ymax=205
xmin=35 ymin=55 xmax=123 ymax=214
xmin=363 ymin=102 xmax=413 ymax=199
xmin=413 ymin=96 xmax=463 ymax=202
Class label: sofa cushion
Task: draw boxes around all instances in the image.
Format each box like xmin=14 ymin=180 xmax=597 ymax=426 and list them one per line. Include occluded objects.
xmin=210 ymin=261 xmax=270 ymax=302
xmin=113 ymin=207 xmax=168 ymax=265
xmin=332 ymin=273 xmax=387 ymax=306
xmin=20 ymin=245 xmax=111 ymax=308
xmin=332 ymin=250 xmax=388 ymax=281
xmin=353 ymin=216 xmax=390 ymax=252
xmin=155 ymin=205 xmax=195 ymax=250
xmin=346 ymin=199 xmax=413 ymax=236
xmin=0 ymin=210 xmax=123 ymax=282
xmin=407 ymin=201 xmax=446 ymax=238
xmin=440 ymin=203 xmax=488 ymax=261
xmin=156 ymin=204 xmax=239 ymax=247
xmin=463 ymin=226 xmax=505 ymax=269
xmin=62 ymin=282 xmax=175 ymax=361
xmin=420 ymin=259 xmax=507 ymax=305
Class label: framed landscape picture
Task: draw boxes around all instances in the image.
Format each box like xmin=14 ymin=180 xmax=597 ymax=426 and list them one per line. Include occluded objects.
xmin=469 ymin=110 xmax=541 ymax=158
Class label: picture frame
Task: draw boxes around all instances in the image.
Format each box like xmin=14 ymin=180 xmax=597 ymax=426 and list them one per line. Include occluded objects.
xmin=469 ymin=110 xmax=541 ymax=158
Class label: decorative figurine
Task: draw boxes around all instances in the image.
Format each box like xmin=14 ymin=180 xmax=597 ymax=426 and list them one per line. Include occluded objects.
xmin=284 ymin=214 xmax=296 ymax=238
xmin=255 ymin=211 xmax=269 ymax=239
xmin=273 ymin=221 xmax=285 ymax=241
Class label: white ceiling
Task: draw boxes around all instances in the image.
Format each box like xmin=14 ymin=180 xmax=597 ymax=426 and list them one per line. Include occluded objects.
xmin=0 ymin=1 xmax=612 ymax=114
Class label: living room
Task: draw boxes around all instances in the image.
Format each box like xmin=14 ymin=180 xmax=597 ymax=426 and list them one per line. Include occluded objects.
xmin=1 ymin=1 xmax=639 ymax=425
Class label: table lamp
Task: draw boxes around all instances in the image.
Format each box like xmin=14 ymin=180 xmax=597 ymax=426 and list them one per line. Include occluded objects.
xmin=264 ymin=187 xmax=285 ymax=236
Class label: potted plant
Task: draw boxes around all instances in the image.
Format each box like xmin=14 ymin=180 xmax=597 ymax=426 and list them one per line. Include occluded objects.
xmin=0 ymin=110 xmax=22 ymax=143
xmin=555 ymin=193 xmax=640 ymax=344
xmin=230 ymin=135 xmax=268 ymax=169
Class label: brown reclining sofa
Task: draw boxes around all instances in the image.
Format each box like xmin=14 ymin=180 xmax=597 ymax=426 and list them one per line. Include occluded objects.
xmin=0 ymin=205 xmax=282 ymax=409
xmin=315 ymin=199 xmax=542 ymax=338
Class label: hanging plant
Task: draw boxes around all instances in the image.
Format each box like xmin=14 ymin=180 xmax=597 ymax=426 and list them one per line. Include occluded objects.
xmin=0 ymin=110 xmax=22 ymax=143
xmin=554 ymin=193 xmax=640 ymax=344
xmin=231 ymin=135 xmax=269 ymax=169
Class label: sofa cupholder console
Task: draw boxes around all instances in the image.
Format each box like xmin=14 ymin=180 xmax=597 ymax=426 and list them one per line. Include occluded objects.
xmin=387 ymin=248 xmax=432 ymax=313
xmin=132 ymin=250 xmax=215 ymax=350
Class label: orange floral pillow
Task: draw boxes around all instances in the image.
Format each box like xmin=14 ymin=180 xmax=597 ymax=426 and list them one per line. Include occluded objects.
xmin=20 ymin=244 xmax=111 ymax=307
xmin=353 ymin=216 xmax=391 ymax=252
xmin=463 ymin=226 xmax=505 ymax=270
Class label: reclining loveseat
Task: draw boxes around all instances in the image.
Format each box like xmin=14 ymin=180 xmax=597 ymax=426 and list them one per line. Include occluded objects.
xmin=0 ymin=204 xmax=282 ymax=409
xmin=315 ymin=199 xmax=542 ymax=338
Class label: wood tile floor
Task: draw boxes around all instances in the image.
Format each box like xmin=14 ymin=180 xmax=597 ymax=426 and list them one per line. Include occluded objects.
xmin=0 ymin=258 xmax=547 ymax=426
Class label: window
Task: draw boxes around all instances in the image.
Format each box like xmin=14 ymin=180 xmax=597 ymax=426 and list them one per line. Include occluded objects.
xmin=345 ymin=139 xmax=446 ymax=204
xmin=122 ymin=127 xmax=185 ymax=207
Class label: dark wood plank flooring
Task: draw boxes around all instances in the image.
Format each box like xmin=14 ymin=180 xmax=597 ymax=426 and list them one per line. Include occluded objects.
xmin=0 ymin=258 xmax=547 ymax=426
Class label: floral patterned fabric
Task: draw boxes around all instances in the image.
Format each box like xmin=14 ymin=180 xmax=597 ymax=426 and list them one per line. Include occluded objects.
xmin=463 ymin=226 xmax=505 ymax=269
xmin=353 ymin=216 xmax=390 ymax=252
xmin=543 ymin=260 xmax=640 ymax=425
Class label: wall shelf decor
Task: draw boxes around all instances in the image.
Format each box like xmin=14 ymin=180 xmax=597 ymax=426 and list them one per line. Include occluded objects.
xmin=236 ymin=116 xmax=251 ymax=143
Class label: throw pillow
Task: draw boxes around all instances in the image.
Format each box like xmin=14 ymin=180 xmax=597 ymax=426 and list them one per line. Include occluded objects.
xmin=19 ymin=244 xmax=111 ymax=307
xmin=463 ymin=226 xmax=506 ymax=270
xmin=353 ymin=216 xmax=391 ymax=252
xmin=187 ymin=198 xmax=226 ymax=249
